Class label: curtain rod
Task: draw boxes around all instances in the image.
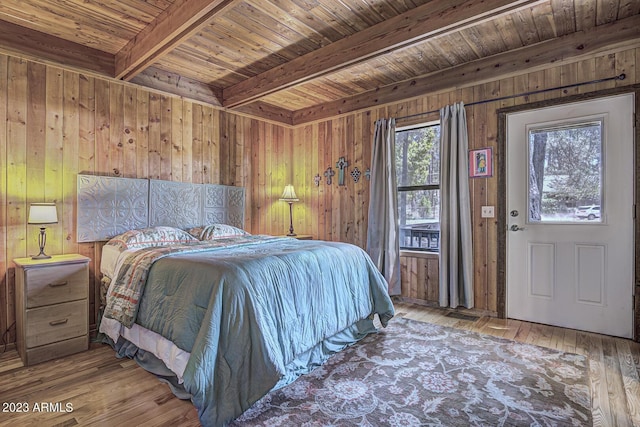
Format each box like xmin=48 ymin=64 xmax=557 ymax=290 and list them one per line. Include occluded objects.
xmin=396 ymin=73 xmax=627 ymax=121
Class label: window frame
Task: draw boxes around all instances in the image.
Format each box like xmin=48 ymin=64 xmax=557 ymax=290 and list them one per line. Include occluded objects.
xmin=396 ymin=121 xmax=441 ymax=253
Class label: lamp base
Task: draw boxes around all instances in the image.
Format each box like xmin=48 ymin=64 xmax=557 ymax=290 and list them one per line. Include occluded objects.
xmin=32 ymin=227 xmax=51 ymax=259
xmin=286 ymin=202 xmax=297 ymax=237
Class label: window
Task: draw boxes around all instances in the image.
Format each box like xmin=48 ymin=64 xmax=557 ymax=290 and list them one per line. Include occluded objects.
xmin=396 ymin=123 xmax=441 ymax=251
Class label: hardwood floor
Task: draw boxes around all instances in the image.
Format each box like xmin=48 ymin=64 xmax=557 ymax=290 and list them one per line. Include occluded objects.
xmin=0 ymin=301 xmax=639 ymax=426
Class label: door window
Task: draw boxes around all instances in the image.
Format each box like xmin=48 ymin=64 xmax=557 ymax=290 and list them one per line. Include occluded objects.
xmin=528 ymin=120 xmax=603 ymax=223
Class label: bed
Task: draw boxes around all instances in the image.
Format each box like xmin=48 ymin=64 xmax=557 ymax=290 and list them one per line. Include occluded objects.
xmin=79 ymin=176 xmax=395 ymax=426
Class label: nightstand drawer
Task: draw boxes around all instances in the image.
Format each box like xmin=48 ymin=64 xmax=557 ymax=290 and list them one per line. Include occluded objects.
xmin=24 ymin=336 xmax=88 ymax=366
xmin=25 ymin=263 xmax=88 ymax=308
xmin=25 ymin=299 xmax=88 ymax=348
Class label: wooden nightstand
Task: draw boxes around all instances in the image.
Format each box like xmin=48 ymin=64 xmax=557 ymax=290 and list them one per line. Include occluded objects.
xmin=13 ymin=254 xmax=90 ymax=366
xmin=283 ymin=235 xmax=313 ymax=240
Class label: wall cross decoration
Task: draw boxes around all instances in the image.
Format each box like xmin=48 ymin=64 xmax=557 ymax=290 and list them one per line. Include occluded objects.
xmin=324 ymin=167 xmax=335 ymax=185
xmin=313 ymin=174 xmax=321 ymax=186
xmin=351 ymin=167 xmax=361 ymax=183
xmin=335 ymin=157 xmax=349 ymax=186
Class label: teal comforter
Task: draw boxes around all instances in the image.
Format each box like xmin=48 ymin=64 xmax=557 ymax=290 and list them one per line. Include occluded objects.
xmin=131 ymin=237 xmax=394 ymax=426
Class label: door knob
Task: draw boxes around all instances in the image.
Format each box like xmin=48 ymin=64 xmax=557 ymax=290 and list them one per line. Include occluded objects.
xmin=510 ymin=224 xmax=525 ymax=231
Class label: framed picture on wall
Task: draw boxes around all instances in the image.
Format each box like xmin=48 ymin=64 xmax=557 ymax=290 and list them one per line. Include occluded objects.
xmin=469 ymin=147 xmax=493 ymax=178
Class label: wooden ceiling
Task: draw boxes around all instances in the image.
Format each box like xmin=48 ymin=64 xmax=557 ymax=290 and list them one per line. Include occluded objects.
xmin=0 ymin=0 xmax=639 ymax=126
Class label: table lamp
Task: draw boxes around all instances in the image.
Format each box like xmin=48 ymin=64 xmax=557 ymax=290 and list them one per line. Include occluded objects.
xmin=28 ymin=203 xmax=58 ymax=259
xmin=279 ymin=185 xmax=299 ymax=236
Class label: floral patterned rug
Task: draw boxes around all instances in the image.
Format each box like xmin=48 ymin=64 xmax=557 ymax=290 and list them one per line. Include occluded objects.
xmin=231 ymin=317 xmax=592 ymax=426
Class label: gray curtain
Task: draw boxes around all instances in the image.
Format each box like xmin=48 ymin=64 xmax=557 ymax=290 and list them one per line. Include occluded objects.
xmin=367 ymin=118 xmax=401 ymax=295
xmin=439 ymin=103 xmax=474 ymax=308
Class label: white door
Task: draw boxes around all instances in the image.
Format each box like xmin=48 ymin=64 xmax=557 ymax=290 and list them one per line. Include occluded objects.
xmin=506 ymin=94 xmax=634 ymax=338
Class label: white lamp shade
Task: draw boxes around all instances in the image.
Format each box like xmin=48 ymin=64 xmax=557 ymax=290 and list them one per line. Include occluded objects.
xmin=279 ymin=184 xmax=299 ymax=202
xmin=28 ymin=203 xmax=58 ymax=224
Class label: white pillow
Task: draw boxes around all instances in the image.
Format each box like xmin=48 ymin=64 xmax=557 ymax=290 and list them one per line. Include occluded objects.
xmin=187 ymin=224 xmax=249 ymax=240
xmin=105 ymin=226 xmax=198 ymax=252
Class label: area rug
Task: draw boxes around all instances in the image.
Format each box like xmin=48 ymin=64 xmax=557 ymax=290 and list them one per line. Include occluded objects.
xmin=231 ymin=317 xmax=592 ymax=426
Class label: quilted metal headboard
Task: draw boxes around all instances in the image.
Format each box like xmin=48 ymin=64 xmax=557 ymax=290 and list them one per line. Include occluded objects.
xmin=77 ymin=174 xmax=245 ymax=242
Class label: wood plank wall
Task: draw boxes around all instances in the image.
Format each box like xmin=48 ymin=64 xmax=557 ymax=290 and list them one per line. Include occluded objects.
xmin=251 ymin=46 xmax=640 ymax=314
xmin=0 ymin=53 xmax=282 ymax=345
xmin=1 ymin=46 xmax=638 ymax=347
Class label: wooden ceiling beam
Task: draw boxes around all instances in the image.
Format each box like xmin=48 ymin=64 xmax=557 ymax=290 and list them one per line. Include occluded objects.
xmin=232 ymin=102 xmax=294 ymax=126
xmin=223 ymin=0 xmax=545 ymax=108
xmin=128 ymin=67 xmax=294 ymax=125
xmin=291 ymin=14 xmax=640 ymax=125
xmin=129 ymin=66 xmax=223 ymax=106
xmin=115 ymin=0 xmax=240 ymax=81
xmin=0 ymin=19 xmax=114 ymax=76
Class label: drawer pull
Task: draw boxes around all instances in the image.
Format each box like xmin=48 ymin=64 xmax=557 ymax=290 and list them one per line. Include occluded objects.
xmin=49 ymin=318 xmax=69 ymax=326
xmin=48 ymin=281 xmax=68 ymax=288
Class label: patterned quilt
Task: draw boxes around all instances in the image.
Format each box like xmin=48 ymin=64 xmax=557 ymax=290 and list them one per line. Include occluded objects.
xmin=103 ymin=235 xmax=287 ymax=327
